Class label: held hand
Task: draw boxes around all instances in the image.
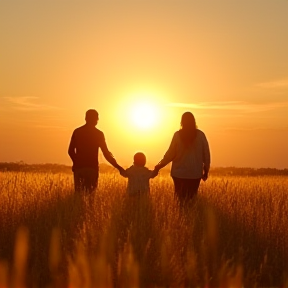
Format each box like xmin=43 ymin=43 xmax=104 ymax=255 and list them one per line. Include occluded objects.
xmin=116 ymin=165 xmax=125 ymax=174
xmin=151 ymin=169 xmax=159 ymax=178
xmin=118 ymin=167 xmax=125 ymax=174
xmin=119 ymin=168 xmax=128 ymax=178
xmin=154 ymin=164 xmax=161 ymax=172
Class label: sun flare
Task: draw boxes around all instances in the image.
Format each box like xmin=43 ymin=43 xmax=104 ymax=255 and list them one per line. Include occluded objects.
xmin=114 ymin=91 xmax=170 ymax=137
xmin=129 ymin=102 xmax=158 ymax=129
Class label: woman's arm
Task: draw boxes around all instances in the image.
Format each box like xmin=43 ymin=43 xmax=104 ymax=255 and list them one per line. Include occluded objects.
xmin=202 ymin=133 xmax=211 ymax=180
xmin=155 ymin=133 xmax=177 ymax=171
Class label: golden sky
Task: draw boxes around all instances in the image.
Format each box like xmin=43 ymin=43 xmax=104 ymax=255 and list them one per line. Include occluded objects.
xmin=0 ymin=0 xmax=287 ymax=168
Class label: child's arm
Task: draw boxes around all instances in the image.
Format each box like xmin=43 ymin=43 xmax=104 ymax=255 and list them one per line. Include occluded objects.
xmin=115 ymin=164 xmax=127 ymax=177
xmin=119 ymin=167 xmax=128 ymax=178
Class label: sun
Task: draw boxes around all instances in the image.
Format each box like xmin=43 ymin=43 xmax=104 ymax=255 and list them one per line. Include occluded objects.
xmin=114 ymin=90 xmax=167 ymax=133
xmin=129 ymin=101 xmax=159 ymax=129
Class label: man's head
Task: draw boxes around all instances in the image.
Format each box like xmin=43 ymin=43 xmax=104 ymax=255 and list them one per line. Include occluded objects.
xmin=85 ymin=109 xmax=99 ymax=126
xmin=133 ymin=152 xmax=146 ymax=167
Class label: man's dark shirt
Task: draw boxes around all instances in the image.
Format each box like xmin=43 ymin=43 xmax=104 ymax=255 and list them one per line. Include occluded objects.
xmin=68 ymin=124 xmax=118 ymax=172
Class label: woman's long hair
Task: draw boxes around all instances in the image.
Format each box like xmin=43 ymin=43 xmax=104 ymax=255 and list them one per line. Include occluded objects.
xmin=179 ymin=112 xmax=197 ymax=147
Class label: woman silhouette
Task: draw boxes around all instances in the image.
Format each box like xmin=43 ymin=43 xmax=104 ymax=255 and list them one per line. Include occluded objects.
xmin=155 ymin=112 xmax=211 ymax=202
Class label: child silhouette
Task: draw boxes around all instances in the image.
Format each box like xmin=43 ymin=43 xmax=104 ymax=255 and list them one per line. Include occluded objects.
xmin=120 ymin=152 xmax=158 ymax=195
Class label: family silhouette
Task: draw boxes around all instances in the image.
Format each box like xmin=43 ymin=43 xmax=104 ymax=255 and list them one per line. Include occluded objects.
xmin=68 ymin=109 xmax=211 ymax=202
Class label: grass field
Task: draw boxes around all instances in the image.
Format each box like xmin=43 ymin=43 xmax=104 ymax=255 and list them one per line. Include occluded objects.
xmin=0 ymin=171 xmax=287 ymax=287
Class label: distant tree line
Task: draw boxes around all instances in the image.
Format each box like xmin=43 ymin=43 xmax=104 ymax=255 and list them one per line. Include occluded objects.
xmin=210 ymin=166 xmax=288 ymax=176
xmin=0 ymin=162 xmax=288 ymax=176
xmin=0 ymin=161 xmax=72 ymax=174
xmin=0 ymin=162 xmax=117 ymax=174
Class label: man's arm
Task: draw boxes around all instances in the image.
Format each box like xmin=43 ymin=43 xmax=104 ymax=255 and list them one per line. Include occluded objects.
xmin=99 ymin=132 xmax=123 ymax=171
xmin=68 ymin=131 xmax=77 ymax=163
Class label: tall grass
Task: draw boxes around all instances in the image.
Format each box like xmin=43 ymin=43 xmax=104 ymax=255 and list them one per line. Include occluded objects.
xmin=0 ymin=171 xmax=287 ymax=287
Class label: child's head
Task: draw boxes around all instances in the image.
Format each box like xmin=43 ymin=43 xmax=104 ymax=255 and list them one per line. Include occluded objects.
xmin=133 ymin=152 xmax=146 ymax=167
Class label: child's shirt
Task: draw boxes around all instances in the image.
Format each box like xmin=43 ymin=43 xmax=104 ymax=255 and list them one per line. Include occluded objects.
xmin=120 ymin=165 xmax=157 ymax=195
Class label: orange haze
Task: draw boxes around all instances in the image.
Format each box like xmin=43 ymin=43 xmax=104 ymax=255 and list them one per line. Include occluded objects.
xmin=0 ymin=1 xmax=287 ymax=169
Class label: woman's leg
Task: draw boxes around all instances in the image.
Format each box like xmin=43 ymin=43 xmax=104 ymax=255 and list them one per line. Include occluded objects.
xmin=183 ymin=178 xmax=201 ymax=200
xmin=172 ymin=177 xmax=201 ymax=202
xmin=172 ymin=176 xmax=185 ymax=202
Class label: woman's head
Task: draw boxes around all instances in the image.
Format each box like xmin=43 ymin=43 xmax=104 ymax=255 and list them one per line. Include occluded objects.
xmin=180 ymin=112 xmax=196 ymax=130
xmin=134 ymin=152 xmax=146 ymax=166
xmin=179 ymin=112 xmax=197 ymax=147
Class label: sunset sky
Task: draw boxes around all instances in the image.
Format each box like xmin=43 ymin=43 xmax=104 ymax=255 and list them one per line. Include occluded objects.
xmin=0 ymin=0 xmax=287 ymax=169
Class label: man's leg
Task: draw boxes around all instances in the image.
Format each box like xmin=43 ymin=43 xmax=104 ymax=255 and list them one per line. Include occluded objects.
xmin=74 ymin=168 xmax=98 ymax=192
xmin=74 ymin=170 xmax=84 ymax=192
xmin=84 ymin=168 xmax=99 ymax=193
xmin=81 ymin=168 xmax=98 ymax=214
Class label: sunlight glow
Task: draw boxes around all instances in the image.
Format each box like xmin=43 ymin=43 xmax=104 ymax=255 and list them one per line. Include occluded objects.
xmin=129 ymin=102 xmax=158 ymax=129
xmin=113 ymin=90 xmax=173 ymax=146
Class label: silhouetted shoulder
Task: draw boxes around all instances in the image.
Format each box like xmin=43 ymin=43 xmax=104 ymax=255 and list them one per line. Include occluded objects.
xmin=172 ymin=131 xmax=181 ymax=139
xmin=94 ymin=127 xmax=105 ymax=139
xmin=73 ymin=125 xmax=103 ymax=134
xmin=73 ymin=125 xmax=103 ymax=138
xmin=72 ymin=125 xmax=81 ymax=134
xmin=174 ymin=131 xmax=180 ymax=136
xmin=196 ymin=129 xmax=206 ymax=138
xmin=72 ymin=125 xmax=86 ymax=136
xmin=125 ymin=165 xmax=134 ymax=176
xmin=71 ymin=125 xmax=105 ymax=148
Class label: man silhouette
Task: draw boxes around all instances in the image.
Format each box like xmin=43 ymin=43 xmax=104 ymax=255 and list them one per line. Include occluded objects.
xmin=68 ymin=109 xmax=122 ymax=192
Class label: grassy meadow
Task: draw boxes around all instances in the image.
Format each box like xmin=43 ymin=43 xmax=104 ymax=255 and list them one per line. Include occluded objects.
xmin=0 ymin=170 xmax=287 ymax=287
